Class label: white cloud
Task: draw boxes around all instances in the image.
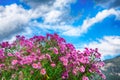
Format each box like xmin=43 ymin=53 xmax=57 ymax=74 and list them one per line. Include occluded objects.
xmin=2 ymin=27 xmax=33 ymax=43
xmin=0 ymin=4 xmax=30 ymax=35
xmin=53 ymin=0 xmax=75 ymax=9
xmin=43 ymin=10 xmax=62 ymax=23
xmin=29 ymin=8 xmax=120 ymax=37
xmin=0 ymin=4 xmax=39 ymax=41
xmin=21 ymin=27 xmax=32 ymax=36
xmin=0 ymin=0 xmax=76 ymax=41
xmin=29 ymin=21 xmax=75 ymax=33
xmin=80 ymin=9 xmax=120 ymax=33
xmin=82 ymin=36 xmax=120 ymax=59
xmin=21 ymin=0 xmax=55 ymax=8
xmin=42 ymin=0 xmax=76 ymax=24
xmin=63 ymin=9 xmax=120 ymax=36
xmin=94 ymin=0 xmax=120 ymax=8
xmin=3 ymin=36 xmax=16 ymax=43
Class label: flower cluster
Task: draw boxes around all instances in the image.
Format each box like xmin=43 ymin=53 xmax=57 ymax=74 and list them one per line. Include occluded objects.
xmin=0 ymin=33 xmax=106 ymax=80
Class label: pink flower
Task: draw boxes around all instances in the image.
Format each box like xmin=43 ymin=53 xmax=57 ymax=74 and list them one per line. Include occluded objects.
xmin=37 ymin=49 xmax=41 ymax=54
xmin=15 ymin=52 xmax=21 ymax=59
xmin=30 ymin=70 xmax=34 ymax=74
xmin=0 ymin=64 xmax=5 ymax=68
xmin=46 ymin=54 xmax=52 ymax=62
xmin=51 ymin=63 xmax=56 ymax=67
xmin=84 ymin=48 xmax=91 ymax=56
xmin=98 ymin=61 xmax=105 ymax=67
xmin=40 ymin=68 xmax=46 ymax=75
xmin=0 ymin=49 xmax=5 ymax=59
xmin=82 ymin=76 xmax=89 ymax=80
xmin=79 ymin=58 xmax=86 ymax=64
xmin=1 ymin=42 xmax=9 ymax=48
xmin=60 ymin=57 xmax=68 ymax=66
xmin=53 ymin=47 xmax=58 ymax=54
xmin=12 ymin=60 xmax=18 ymax=65
xmin=20 ymin=41 xmax=25 ymax=46
xmin=45 ymin=54 xmax=50 ymax=59
xmin=62 ymin=71 xmax=68 ymax=79
xmin=84 ymin=57 xmax=89 ymax=64
xmin=0 ymin=34 xmax=105 ymax=79
xmin=37 ymin=62 xmax=42 ymax=69
xmin=7 ymin=53 xmax=13 ymax=57
xmin=72 ymin=69 xmax=78 ymax=75
xmin=101 ymin=73 xmax=106 ymax=79
xmin=89 ymin=69 xmax=92 ymax=73
xmin=79 ymin=66 xmax=85 ymax=73
xmin=59 ymin=43 xmax=66 ymax=53
xmin=32 ymin=63 xmax=39 ymax=69
xmin=39 ymin=54 xmax=46 ymax=60
xmin=95 ymin=52 xmax=101 ymax=58
xmin=63 ymin=59 xmax=68 ymax=66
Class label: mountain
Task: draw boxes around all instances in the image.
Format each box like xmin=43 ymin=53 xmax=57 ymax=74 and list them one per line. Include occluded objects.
xmin=102 ymin=56 xmax=120 ymax=80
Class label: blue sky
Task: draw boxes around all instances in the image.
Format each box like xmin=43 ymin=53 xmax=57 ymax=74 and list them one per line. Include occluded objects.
xmin=0 ymin=0 xmax=120 ymax=60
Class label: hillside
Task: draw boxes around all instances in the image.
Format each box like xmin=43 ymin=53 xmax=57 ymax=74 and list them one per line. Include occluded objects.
xmin=102 ymin=56 xmax=120 ymax=80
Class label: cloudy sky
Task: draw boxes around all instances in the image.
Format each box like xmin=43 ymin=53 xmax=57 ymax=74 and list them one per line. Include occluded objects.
xmin=0 ymin=0 xmax=120 ymax=60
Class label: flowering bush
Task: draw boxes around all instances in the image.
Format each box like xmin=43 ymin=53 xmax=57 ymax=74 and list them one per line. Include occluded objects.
xmin=0 ymin=33 xmax=106 ymax=80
